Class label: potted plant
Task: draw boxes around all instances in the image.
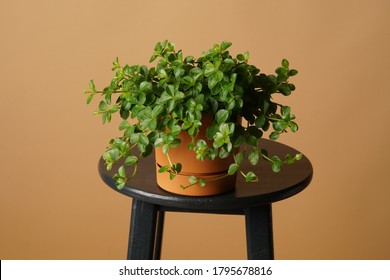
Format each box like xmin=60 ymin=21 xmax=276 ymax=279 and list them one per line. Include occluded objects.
xmin=84 ymin=40 xmax=302 ymax=196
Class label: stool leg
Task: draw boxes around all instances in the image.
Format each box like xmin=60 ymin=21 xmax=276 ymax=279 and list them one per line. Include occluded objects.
xmin=244 ymin=204 xmax=274 ymax=260
xmin=127 ymin=199 xmax=157 ymax=260
xmin=153 ymin=210 xmax=165 ymax=260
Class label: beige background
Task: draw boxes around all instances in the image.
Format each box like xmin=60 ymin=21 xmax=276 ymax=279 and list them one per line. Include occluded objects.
xmin=1 ymin=0 xmax=389 ymax=259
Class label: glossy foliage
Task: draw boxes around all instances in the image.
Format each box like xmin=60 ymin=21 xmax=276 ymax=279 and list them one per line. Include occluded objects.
xmin=85 ymin=41 xmax=301 ymax=189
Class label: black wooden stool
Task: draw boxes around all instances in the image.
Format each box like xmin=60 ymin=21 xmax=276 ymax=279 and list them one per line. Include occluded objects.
xmin=98 ymin=139 xmax=313 ymax=260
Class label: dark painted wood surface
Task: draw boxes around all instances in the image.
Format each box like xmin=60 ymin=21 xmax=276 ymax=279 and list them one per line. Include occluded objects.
xmin=98 ymin=139 xmax=313 ymax=210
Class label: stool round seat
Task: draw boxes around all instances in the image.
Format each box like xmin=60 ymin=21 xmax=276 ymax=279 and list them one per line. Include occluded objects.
xmin=98 ymin=139 xmax=313 ymax=259
xmin=99 ymin=139 xmax=312 ymax=210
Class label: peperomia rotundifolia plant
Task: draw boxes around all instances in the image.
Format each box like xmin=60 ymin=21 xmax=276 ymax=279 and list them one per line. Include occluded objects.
xmin=85 ymin=40 xmax=302 ymax=190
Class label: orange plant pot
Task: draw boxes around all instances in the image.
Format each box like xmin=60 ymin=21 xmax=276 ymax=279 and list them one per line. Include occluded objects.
xmin=155 ymin=115 xmax=236 ymax=196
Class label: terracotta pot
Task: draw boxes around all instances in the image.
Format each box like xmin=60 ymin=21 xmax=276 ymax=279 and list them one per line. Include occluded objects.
xmin=155 ymin=115 xmax=236 ymax=196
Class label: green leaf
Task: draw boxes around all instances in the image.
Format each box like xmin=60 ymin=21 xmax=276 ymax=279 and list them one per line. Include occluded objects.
xmin=285 ymin=154 xmax=294 ymax=164
xmin=278 ymin=83 xmax=292 ymax=96
xmin=174 ymin=68 xmax=185 ymax=78
xmin=206 ymin=124 xmax=219 ymax=139
xmin=140 ymin=81 xmax=153 ymax=93
xmin=221 ymin=41 xmax=232 ymax=51
xmin=98 ymin=101 xmax=107 ymax=111
xmin=245 ymin=171 xmax=258 ymax=182
xmin=281 ymin=106 xmax=291 ymax=117
xmin=158 ymin=69 xmax=167 ymax=79
xmin=255 ymin=115 xmax=266 ymax=128
xmin=158 ymin=165 xmax=170 ymax=173
xmin=142 ymin=144 xmax=153 ymax=157
xmin=109 ymin=105 xmax=119 ymax=113
xmin=154 ymin=41 xmax=162 ymax=53
xmin=125 ymin=156 xmax=138 ymax=166
xmin=86 ymin=94 xmax=94 ymax=104
xmin=213 ymin=132 xmax=225 ymax=148
xmin=182 ymin=76 xmax=195 ymax=89
xmin=149 ymin=54 xmax=158 ymax=63
xmin=244 ymin=51 xmax=249 ymax=61
xmin=288 ymin=83 xmax=296 ymax=91
xmin=219 ymin=144 xmax=231 ymax=158
xmin=154 ymin=138 xmax=164 ymax=147
xmin=182 ymin=120 xmax=192 ymax=130
xmin=124 ymin=126 xmax=135 ymax=138
xmin=167 ymin=100 xmax=176 ymax=112
xmin=273 ymin=121 xmax=288 ymax=132
xmin=119 ymin=120 xmax=131 ymax=131
xmin=167 ymin=41 xmax=175 ymax=51
xmin=288 ymin=69 xmax=298 ymax=76
xmin=275 ymin=67 xmax=288 ymax=76
xmin=226 ymin=99 xmax=235 ymax=110
xmin=138 ymin=134 xmax=149 ymax=146
xmin=112 ymin=57 xmax=120 ymax=71
xmin=196 ymin=139 xmax=208 ymax=150
xmin=103 ymin=149 xmax=118 ymax=162
xmin=269 ymin=131 xmax=280 ymax=140
xmin=277 ymin=74 xmax=288 ymax=84
xmin=271 ymin=156 xmax=282 ymax=172
xmin=236 ymin=54 xmax=245 ymax=62
xmin=105 ymin=91 xmax=112 ymax=105
xmin=174 ymin=91 xmax=185 ymax=101
xmin=101 ymin=112 xmax=107 ymax=124
xmin=188 ymin=176 xmax=198 ymax=184
xmin=137 ymin=143 xmax=146 ymax=153
xmin=208 ymin=75 xmax=219 ymax=89
xmin=219 ymin=123 xmax=231 ymax=136
xmin=282 ymin=59 xmax=289 ymax=68
xmin=162 ymin=144 xmax=170 ymax=154
xmin=204 ymin=62 xmax=216 ymax=77
xmin=234 ymin=152 xmax=244 ymax=165
xmin=148 ymin=119 xmax=157 ymax=130
xmin=290 ymin=121 xmax=298 ymax=132
xmin=152 ymin=105 xmax=164 ymax=118
xmin=170 ymin=139 xmax=181 ymax=148
xmin=129 ymin=133 xmax=140 ymax=144
xmin=221 ymin=58 xmax=235 ymax=72
xmin=246 ymin=135 xmax=258 ymax=147
xmin=215 ymin=70 xmax=224 ymax=82
xmin=161 ymin=40 xmax=168 ymax=50
xmin=187 ymin=141 xmax=195 ymax=150
xmin=170 ymin=124 xmax=182 ymax=137
xmin=118 ymin=165 xmax=127 ymax=178
xmin=228 ymin=163 xmax=239 ymax=175
xmin=190 ymin=67 xmax=203 ymax=80
xmin=89 ymin=80 xmax=96 ymax=92
xmin=199 ymin=179 xmax=206 ymax=187
xmin=120 ymin=108 xmax=130 ymax=120
xmin=248 ymin=150 xmax=260 ymax=165
xmin=184 ymin=56 xmax=194 ymax=63
xmin=116 ymin=180 xmax=126 ymax=190
xmin=137 ymin=92 xmax=147 ymax=105
xmin=295 ymin=153 xmax=303 ymax=160
xmin=215 ymin=109 xmax=229 ymax=125
xmin=227 ymin=123 xmax=235 ymax=134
